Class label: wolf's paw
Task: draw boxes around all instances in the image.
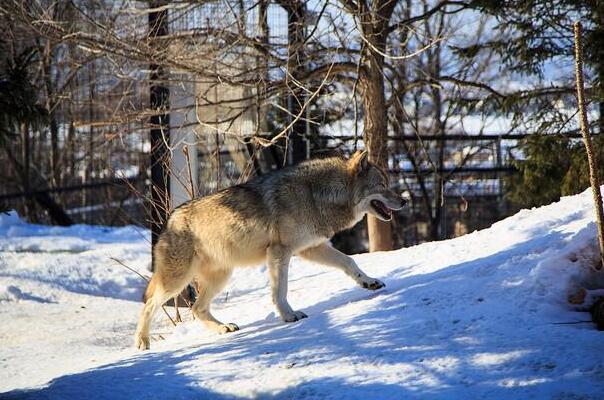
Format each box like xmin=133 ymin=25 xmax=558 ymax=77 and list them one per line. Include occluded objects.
xmin=135 ymin=334 xmax=150 ymax=351
xmin=361 ymin=278 xmax=385 ymax=291
xmin=217 ymin=323 xmax=240 ymax=334
xmin=282 ymin=310 xmax=308 ymax=323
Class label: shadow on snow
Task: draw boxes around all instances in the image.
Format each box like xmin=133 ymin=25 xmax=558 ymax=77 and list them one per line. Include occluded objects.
xmin=3 ymin=224 xmax=601 ymax=399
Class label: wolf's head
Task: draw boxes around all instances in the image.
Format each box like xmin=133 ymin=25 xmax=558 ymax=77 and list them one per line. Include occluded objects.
xmin=348 ymin=151 xmax=406 ymax=222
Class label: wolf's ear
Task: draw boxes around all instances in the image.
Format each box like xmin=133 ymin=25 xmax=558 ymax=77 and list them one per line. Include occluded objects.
xmin=348 ymin=150 xmax=369 ymax=175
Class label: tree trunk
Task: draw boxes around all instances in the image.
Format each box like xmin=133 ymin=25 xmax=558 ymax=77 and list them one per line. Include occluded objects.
xmin=362 ymin=56 xmax=393 ymax=252
xmin=431 ymin=35 xmax=445 ymax=241
xmin=20 ymin=123 xmax=35 ymax=219
xmin=149 ymin=1 xmax=171 ymax=248
xmin=358 ymin=1 xmax=398 ymax=252
xmin=286 ymin=1 xmax=307 ymax=165
xmin=32 ymin=192 xmax=73 ymax=226
xmin=40 ymin=39 xmax=60 ymax=188
xmin=4 ymin=142 xmax=72 ymax=226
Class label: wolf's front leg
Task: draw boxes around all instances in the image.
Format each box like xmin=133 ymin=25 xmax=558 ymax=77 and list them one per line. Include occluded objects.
xmin=267 ymin=244 xmax=307 ymax=322
xmin=298 ymin=243 xmax=385 ymax=290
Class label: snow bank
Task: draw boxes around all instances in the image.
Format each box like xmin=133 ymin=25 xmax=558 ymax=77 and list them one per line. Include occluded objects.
xmin=0 ymin=210 xmax=150 ymax=301
xmin=1 ymin=189 xmax=604 ymax=399
xmin=0 ymin=210 xmax=146 ymax=253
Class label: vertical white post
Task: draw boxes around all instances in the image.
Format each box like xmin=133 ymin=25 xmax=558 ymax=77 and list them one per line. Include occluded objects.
xmin=170 ymin=75 xmax=198 ymax=208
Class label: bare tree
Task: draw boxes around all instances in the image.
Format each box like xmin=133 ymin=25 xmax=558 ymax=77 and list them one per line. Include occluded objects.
xmin=4 ymin=0 xmax=510 ymax=252
xmin=388 ymin=3 xmax=502 ymax=242
xmin=0 ymin=0 xmax=148 ymax=226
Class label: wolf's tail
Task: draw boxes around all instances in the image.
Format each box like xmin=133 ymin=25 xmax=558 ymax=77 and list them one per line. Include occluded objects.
xmin=142 ymin=274 xmax=157 ymax=303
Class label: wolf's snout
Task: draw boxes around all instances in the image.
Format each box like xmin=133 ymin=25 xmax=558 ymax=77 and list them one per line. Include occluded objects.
xmin=382 ymin=191 xmax=406 ymax=211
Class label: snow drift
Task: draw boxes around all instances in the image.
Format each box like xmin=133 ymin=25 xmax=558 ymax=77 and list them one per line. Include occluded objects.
xmin=1 ymin=188 xmax=603 ymax=399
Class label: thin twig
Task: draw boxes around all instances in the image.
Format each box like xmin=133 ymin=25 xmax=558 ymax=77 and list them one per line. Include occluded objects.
xmin=109 ymin=257 xmax=177 ymax=327
xmin=110 ymin=257 xmax=149 ymax=282
xmin=182 ymin=145 xmax=195 ymax=199
xmin=260 ymin=61 xmax=336 ymax=148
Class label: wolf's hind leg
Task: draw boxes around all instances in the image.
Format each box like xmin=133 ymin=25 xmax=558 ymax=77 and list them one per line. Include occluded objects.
xmin=298 ymin=242 xmax=385 ymax=290
xmin=134 ymin=238 xmax=195 ymax=350
xmin=135 ymin=273 xmax=193 ymax=350
xmin=192 ymin=268 xmax=239 ymax=334
xmin=134 ymin=275 xmax=175 ymax=351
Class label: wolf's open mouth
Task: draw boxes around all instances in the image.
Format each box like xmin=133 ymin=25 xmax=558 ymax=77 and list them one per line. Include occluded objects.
xmin=370 ymin=200 xmax=393 ymax=220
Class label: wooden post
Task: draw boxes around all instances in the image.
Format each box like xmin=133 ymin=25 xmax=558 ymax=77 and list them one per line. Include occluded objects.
xmin=574 ymin=21 xmax=604 ymax=270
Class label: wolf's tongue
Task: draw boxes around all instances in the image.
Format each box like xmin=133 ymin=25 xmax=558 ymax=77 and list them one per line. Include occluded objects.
xmin=380 ymin=204 xmax=392 ymax=216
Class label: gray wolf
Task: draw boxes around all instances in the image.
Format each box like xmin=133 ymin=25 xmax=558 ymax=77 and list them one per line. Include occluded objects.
xmin=135 ymin=151 xmax=406 ymax=350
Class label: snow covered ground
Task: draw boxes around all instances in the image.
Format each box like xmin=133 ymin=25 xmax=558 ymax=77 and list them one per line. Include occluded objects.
xmin=1 ymin=189 xmax=604 ymax=399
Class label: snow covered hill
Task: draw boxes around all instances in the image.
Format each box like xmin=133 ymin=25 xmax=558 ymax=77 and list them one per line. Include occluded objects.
xmin=1 ymin=189 xmax=603 ymax=399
